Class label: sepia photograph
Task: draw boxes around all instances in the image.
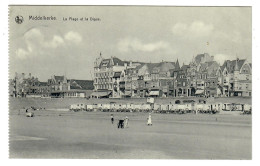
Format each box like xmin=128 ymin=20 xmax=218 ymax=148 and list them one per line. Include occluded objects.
xmin=8 ymin=5 xmax=252 ymax=159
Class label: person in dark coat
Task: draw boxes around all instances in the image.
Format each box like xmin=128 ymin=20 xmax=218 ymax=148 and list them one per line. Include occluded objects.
xmin=118 ymin=119 xmax=124 ymax=129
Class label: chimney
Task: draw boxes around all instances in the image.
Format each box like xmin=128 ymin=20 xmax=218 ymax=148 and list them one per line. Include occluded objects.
xmin=29 ymin=73 xmax=31 ymax=78
xmin=22 ymin=73 xmax=25 ymax=79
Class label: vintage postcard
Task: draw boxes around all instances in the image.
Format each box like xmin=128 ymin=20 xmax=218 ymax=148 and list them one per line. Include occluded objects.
xmin=8 ymin=6 xmax=252 ymax=159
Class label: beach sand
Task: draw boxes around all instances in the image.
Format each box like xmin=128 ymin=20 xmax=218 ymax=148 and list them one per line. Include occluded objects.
xmin=9 ymin=99 xmax=252 ymax=159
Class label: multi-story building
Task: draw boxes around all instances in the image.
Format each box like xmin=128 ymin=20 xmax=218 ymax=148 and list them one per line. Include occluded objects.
xmin=93 ymin=55 xmax=142 ymax=98
xmin=186 ymin=54 xmax=223 ymax=97
xmin=48 ymin=76 xmax=93 ymax=98
xmin=92 ymin=54 xmax=251 ymax=99
xmin=28 ymin=81 xmax=50 ymax=97
xmin=10 ymin=73 xmax=93 ymax=98
xmin=93 ymin=55 xmax=179 ymax=98
xmin=220 ymin=59 xmax=252 ymax=97
xmin=48 ymin=75 xmax=70 ymax=91
xmin=66 ymin=79 xmax=93 ymax=98
xmin=11 ymin=73 xmax=45 ymax=97
xmin=173 ymin=64 xmax=192 ymax=97
xmin=199 ymin=61 xmax=222 ymax=97
xmin=129 ymin=61 xmax=177 ymax=97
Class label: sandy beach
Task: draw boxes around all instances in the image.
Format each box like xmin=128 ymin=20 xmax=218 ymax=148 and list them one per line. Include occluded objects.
xmin=9 ymin=98 xmax=252 ymax=159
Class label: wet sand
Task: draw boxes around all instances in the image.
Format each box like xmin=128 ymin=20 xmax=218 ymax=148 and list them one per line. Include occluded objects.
xmin=9 ymin=110 xmax=251 ymax=159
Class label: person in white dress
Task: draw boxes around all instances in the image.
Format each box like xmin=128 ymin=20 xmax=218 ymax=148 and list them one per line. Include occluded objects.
xmin=124 ymin=116 xmax=129 ymax=128
xmin=147 ymin=113 xmax=152 ymax=126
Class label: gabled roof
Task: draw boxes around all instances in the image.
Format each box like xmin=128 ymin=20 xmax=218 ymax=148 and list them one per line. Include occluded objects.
xmin=221 ymin=59 xmax=246 ymax=73
xmin=147 ymin=63 xmax=160 ymax=73
xmin=135 ymin=63 xmax=159 ymax=74
xmin=70 ymin=79 xmax=94 ymax=90
xmin=199 ymin=63 xmax=208 ymax=72
xmin=198 ymin=61 xmax=219 ymax=76
xmin=99 ymin=57 xmax=144 ymax=69
xmin=181 ymin=64 xmax=190 ymax=71
xmin=159 ymin=62 xmax=176 ymax=72
xmin=207 ymin=62 xmax=220 ymax=76
xmin=134 ymin=63 xmax=146 ymax=71
xmin=112 ymin=57 xmax=125 ymax=66
xmin=133 ymin=61 xmax=176 ymax=75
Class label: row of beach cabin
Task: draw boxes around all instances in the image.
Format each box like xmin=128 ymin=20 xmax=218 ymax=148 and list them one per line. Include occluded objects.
xmin=70 ymin=102 xmax=252 ymax=114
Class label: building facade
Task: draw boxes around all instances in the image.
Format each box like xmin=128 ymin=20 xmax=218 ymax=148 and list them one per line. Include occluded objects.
xmin=93 ymin=55 xmax=142 ymax=98
xmin=92 ymin=53 xmax=251 ymax=98
xmin=220 ymin=59 xmax=252 ymax=97
xmin=10 ymin=73 xmax=93 ymax=98
xmin=11 ymin=73 xmax=50 ymax=97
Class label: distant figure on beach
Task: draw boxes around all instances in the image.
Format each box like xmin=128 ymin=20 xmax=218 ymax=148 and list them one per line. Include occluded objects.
xmin=124 ymin=116 xmax=129 ymax=128
xmin=118 ymin=119 xmax=124 ymax=129
xmin=111 ymin=114 xmax=114 ymax=124
xmin=147 ymin=113 xmax=152 ymax=126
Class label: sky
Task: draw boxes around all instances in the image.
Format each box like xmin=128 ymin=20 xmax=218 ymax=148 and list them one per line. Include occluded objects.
xmin=9 ymin=6 xmax=252 ymax=81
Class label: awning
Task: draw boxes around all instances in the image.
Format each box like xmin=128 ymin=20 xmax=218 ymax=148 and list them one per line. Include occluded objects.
xmin=149 ymin=91 xmax=159 ymax=96
xmin=91 ymin=91 xmax=112 ymax=97
xmin=195 ymin=89 xmax=204 ymax=95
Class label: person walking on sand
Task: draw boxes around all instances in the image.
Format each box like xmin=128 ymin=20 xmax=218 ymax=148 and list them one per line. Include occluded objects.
xmin=124 ymin=116 xmax=129 ymax=128
xmin=147 ymin=113 xmax=152 ymax=126
xmin=110 ymin=114 xmax=114 ymax=124
xmin=118 ymin=119 xmax=124 ymax=129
